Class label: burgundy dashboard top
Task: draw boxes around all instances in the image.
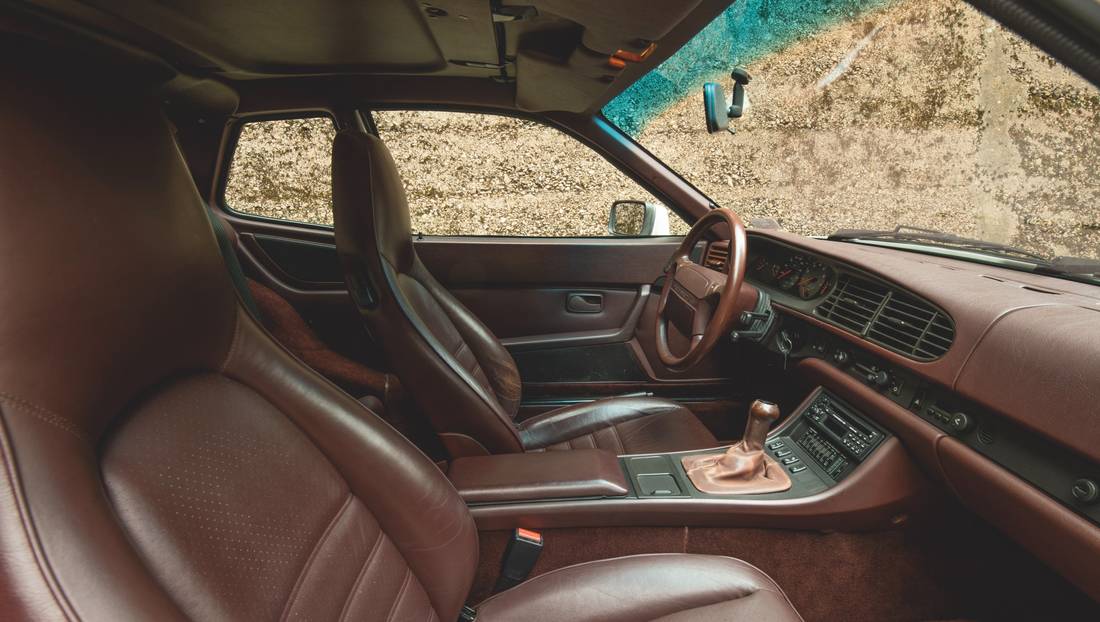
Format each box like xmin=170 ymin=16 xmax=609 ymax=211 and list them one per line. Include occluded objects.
xmin=745 ymin=230 xmax=1100 ymax=463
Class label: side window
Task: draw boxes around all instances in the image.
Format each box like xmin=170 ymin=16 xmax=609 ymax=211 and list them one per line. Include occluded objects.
xmin=224 ymin=116 xmax=336 ymax=226
xmin=372 ymin=110 xmax=690 ymax=237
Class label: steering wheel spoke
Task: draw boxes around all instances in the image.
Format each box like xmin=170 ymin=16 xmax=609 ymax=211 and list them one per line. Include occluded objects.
xmin=655 ymin=208 xmax=750 ymax=370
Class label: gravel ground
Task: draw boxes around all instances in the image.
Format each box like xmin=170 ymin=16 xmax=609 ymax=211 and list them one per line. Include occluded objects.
xmin=638 ymin=0 xmax=1100 ymax=259
xmin=226 ymin=0 xmax=1099 ymax=259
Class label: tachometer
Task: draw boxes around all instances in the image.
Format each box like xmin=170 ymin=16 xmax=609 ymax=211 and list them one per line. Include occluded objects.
xmin=796 ymin=262 xmax=833 ymax=299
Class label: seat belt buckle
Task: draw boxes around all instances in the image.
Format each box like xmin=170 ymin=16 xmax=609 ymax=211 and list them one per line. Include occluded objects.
xmin=492 ymin=528 xmax=543 ymax=593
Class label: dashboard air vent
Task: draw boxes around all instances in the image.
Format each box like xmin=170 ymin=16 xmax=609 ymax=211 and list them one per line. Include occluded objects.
xmin=868 ymin=292 xmax=955 ymax=360
xmin=814 ymin=274 xmax=888 ymax=333
xmin=704 ymin=241 xmax=729 ymax=271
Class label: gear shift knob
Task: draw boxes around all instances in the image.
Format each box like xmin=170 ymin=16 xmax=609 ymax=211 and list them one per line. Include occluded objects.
xmin=743 ymin=400 xmax=780 ymax=452
xmin=680 ymin=398 xmax=790 ymax=494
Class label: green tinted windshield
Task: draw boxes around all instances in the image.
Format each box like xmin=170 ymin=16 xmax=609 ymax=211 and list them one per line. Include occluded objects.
xmin=603 ymin=0 xmax=1100 ymax=263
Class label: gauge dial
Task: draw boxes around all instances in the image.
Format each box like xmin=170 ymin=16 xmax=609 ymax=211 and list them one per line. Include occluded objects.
xmin=775 ymin=255 xmax=808 ymax=290
xmin=796 ymin=263 xmax=833 ymax=299
xmin=751 ymin=255 xmax=771 ymax=276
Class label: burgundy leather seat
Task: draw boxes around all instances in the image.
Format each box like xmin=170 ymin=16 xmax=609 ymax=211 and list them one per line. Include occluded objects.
xmin=0 ymin=58 xmax=800 ymax=621
xmin=331 ymin=129 xmax=719 ymax=458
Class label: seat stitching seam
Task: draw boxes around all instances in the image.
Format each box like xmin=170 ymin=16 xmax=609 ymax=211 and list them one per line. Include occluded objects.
xmin=0 ymin=393 xmax=85 ymax=441
xmin=0 ymin=408 xmax=79 ymax=620
xmin=336 ymin=525 xmax=386 ymax=622
xmin=279 ymin=493 xmax=355 ymax=622
xmin=607 ymin=423 xmax=626 ymax=454
xmin=384 ymin=568 xmax=413 ymax=622
xmin=476 ymin=553 xmax=738 ymax=610
xmin=219 ymin=310 xmax=242 ymax=373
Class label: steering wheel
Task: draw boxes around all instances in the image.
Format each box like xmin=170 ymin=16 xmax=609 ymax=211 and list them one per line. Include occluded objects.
xmin=655 ymin=207 xmax=751 ymax=371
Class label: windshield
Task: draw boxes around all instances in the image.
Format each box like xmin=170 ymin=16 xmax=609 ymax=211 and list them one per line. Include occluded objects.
xmin=603 ymin=0 xmax=1100 ymax=268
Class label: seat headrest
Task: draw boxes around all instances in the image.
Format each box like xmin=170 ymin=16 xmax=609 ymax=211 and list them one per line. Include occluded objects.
xmin=332 ymin=129 xmax=417 ymax=272
xmin=0 ymin=53 xmax=238 ymax=440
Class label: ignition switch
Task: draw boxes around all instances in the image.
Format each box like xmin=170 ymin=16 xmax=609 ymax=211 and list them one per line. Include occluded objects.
xmin=1072 ymin=478 xmax=1099 ymax=505
xmin=776 ymin=330 xmax=799 ymax=371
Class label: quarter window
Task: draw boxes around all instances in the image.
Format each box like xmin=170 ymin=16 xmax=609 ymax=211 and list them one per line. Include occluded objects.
xmin=224 ymin=116 xmax=336 ymax=226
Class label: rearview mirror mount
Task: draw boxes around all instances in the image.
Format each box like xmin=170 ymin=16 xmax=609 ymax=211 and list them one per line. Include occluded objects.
xmin=703 ymin=67 xmax=751 ymax=134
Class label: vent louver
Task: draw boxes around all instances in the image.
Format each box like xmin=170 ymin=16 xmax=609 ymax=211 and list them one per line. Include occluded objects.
xmin=814 ymin=273 xmax=954 ymax=360
xmin=814 ymin=274 xmax=888 ymax=333
xmin=868 ymin=292 xmax=955 ymax=360
xmin=704 ymin=242 xmax=729 ymax=271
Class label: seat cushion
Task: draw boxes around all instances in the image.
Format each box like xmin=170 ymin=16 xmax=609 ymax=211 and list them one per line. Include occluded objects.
xmin=518 ymin=396 xmax=718 ymax=454
xmin=475 ymin=554 xmax=803 ymax=621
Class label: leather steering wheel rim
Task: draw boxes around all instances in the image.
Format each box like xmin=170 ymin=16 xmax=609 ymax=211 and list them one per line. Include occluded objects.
xmin=655 ymin=207 xmax=748 ymax=371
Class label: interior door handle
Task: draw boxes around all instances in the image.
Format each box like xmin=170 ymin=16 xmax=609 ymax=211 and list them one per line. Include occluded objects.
xmin=566 ymin=293 xmax=603 ymax=313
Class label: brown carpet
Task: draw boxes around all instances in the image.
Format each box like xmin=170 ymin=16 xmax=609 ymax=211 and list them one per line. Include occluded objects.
xmin=471 ymin=503 xmax=1097 ymax=621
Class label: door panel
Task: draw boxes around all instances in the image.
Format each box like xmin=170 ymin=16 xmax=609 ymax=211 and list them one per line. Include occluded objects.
xmin=450 ymin=287 xmax=640 ymax=341
xmin=224 ymin=213 xmax=747 ymax=408
xmin=415 ymin=236 xmax=681 ymax=286
xmin=251 ymin=234 xmax=343 ymax=285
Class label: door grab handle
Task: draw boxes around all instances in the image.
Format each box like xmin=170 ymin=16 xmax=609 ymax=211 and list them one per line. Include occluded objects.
xmin=566 ymin=293 xmax=603 ymax=313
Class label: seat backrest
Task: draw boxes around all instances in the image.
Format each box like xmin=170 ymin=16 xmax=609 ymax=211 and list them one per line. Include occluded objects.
xmin=332 ymin=129 xmax=525 ymax=457
xmin=0 ymin=46 xmax=476 ymax=621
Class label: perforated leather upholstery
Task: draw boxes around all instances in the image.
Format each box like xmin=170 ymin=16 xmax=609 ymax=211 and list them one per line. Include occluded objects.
xmin=0 ymin=53 xmax=474 ymax=622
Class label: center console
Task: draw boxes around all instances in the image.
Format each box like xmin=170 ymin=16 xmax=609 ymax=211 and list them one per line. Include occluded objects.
xmin=623 ymin=388 xmax=888 ymax=500
xmin=447 ymin=386 xmax=923 ymax=531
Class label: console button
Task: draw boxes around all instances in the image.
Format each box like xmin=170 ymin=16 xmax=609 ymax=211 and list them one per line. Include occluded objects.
xmin=775 ymin=449 xmax=792 ymax=458
xmin=789 ymin=464 xmax=807 ymax=473
xmin=767 ymin=441 xmax=785 ymax=450
xmin=781 ymin=456 xmax=800 ymax=465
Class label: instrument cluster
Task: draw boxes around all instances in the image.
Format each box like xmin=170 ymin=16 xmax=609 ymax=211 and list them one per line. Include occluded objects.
xmin=748 ymin=243 xmax=836 ymax=301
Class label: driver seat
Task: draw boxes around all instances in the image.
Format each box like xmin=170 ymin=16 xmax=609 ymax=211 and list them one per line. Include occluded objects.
xmin=332 ymin=129 xmax=718 ymax=457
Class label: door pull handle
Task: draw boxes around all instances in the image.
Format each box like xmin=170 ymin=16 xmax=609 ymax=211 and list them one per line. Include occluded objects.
xmin=566 ymin=293 xmax=603 ymax=313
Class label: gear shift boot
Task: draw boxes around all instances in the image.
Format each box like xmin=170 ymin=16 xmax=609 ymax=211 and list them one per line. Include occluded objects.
xmin=681 ymin=400 xmax=792 ymax=495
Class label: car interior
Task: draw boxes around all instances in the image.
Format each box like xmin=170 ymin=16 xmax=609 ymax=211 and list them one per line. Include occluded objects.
xmin=1 ymin=1 xmax=1099 ymax=621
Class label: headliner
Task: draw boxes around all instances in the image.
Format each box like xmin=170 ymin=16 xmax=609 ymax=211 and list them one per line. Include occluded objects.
xmin=3 ymin=0 xmax=734 ymax=114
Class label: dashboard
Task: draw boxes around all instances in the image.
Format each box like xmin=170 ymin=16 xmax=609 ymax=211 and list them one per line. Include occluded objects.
xmin=706 ymin=230 xmax=1100 ymax=601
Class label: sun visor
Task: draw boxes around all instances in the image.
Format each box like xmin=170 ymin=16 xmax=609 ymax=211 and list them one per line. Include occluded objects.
xmin=514 ymin=0 xmax=702 ymax=112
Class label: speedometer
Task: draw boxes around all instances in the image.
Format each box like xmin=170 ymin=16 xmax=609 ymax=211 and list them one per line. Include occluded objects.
xmin=774 ymin=255 xmax=808 ymax=291
xmin=796 ymin=262 xmax=833 ymax=299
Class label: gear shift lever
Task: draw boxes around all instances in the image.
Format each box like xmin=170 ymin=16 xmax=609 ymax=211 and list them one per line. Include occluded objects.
xmin=680 ymin=399 xmax=792 ymax=495
xmin=742 ymin=400 xmax=779 ymax=452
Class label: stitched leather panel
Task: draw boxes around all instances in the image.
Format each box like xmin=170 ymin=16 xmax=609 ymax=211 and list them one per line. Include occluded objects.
xmin=476 ymin=554 xmax=803 ymax=622
xmin=102 ymin=374 xmax=434 ymax=622
xmin=222 ymin=314 xmax=478 ymax=618
xmin=397 ymin=275 xmax=497 ymax=399
xmin=416 ymin=266 xmax=523 ymax=418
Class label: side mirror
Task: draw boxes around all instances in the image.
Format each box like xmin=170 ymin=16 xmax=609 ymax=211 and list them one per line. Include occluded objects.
xmin=703 ymin=67 xmax=751 ymax=134
xmin=609 ymin=200 xmax=672 ymax=236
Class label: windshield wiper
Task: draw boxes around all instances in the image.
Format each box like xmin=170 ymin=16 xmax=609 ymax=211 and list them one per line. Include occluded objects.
xmin=828 ymin=225 xmax=1049 ymax=263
